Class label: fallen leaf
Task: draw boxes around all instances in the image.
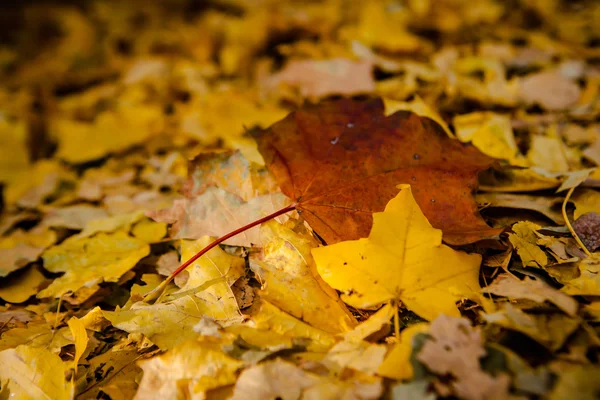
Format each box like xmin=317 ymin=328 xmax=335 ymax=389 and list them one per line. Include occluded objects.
xmin=508 ymin=221 xmax=548 ymax=268
xmin=230 ymin=359 xmax=382 ymax=400
xmin=477 ymin=192 xmax=564 ymax=224
xmin=253 ymin=97 xmax=498 ymax=245
xmin=180 ymin=89 xmax=286 ymax=164
xmin=519 ymin=69 xmax=580 ymax=110
xmin=250 ymin=220 xmax=356 ymax=334
xmin=483 ymin=304 xmax=580 ymax=350
xmin=237 ymin=300 xmax=337 ymax=352
xmin=104 ymin=293 xmax=214 ymax=350
xmin=343 ymin=303 xmax=396 ymax=343
xmin=149 ymin=187 xmax=289 ymax=246
xmin=42 ymin=205 xmax=109 ymax=230
xmin=479 ymin=167 xmax=560 ymax=192
xmin=527 ymin=135 xmax=569 ymax=173
xmin=391 ymin=381 xmax=435 ymax=400
xmin=549 ymin=364 xmax=600 ymax=400
xmin=0 ymin=345 xmax=72 ymax=400
xmin=177 ymin=236 xmax=244 ymax=321
xmin=384 ymin=96 xmax=453 ymax=138
xmin=131 ymin=218 xmax=167 ymax=243
xmin=573 ymin=213 xmax=600 ymax=251
xmin=0 ymin=321 xmax=73 ymax=353
xmin=0 ymin=229 xmax=57 ymax=277
xmin=561 ymin=255 xmax=600 ymax=296
xmin=312 ymin=184 xmax=482 ymax=321
xmin=340 ymin=3 xmax=424 ymax=53
xmin=77 ymin=211 xmax=145 ymax=239
xmin=52 ymin=104 xmax=164 ymax=163
xmin=453 ymin=112 xmax=524 ymax=164
xmin=482 ymin=274 xmax=578 ymax=316
xmin=377 ymin=323 xmax=430 ymax=380
xmin=38 ymin=231 xmax=150 ymax=298
xmin=0 ymin=265 xmax=47 ymax=303
xmin=185 ymin=150 xmax=279 ymax=202
xmin=81 ymin=348 xmax=144 ymax=400
xmin=0 ymin=117 xmax=29 ymax=183
xmin=583 ymin=140 xmax=600 ymax=166
xmin=3 ymin=160 xmax=73 ymax=208
xmin=269 ymin=58 xmax=375 ymax=99
xmin=133 ymin=338 xmax=244 ymax=399
xmin=416 ymin=315 xmax=511 ymax=400
xmin=323 ymin=340 xmax=387 ymax=375
xmin=571 ymin=189 xmax=600 ymax=219
xmin=67 ymin=316 xmax=89 ymax=371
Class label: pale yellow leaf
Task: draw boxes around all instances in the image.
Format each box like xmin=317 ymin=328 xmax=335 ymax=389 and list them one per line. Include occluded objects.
xmin=67 ymin=316 xmax=89 ymax=372
xmin=134 ymin=338 xmax=243 ymax=400
xmin=250 ymin=220 xmax=356 ymax=334
xmin=38 ymin=231 xmax=150 ymax=298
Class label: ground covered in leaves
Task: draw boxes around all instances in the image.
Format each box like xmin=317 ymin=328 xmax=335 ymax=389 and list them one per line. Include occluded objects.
xmin=1 ymin=1 xmax=600 ymax=399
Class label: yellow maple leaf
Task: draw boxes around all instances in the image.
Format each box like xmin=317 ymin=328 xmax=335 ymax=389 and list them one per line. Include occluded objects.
xmin=0 ymin=345 xmax=72 ymax=400
xmin=312 ymin=184 xmax=481 ymax=321
xmin=250 ymin=220 xmax=356 ymax=334
xmin=453 ymin=112 xmax=526 ymax=165
xmin=508 ymin=221 xmax=548 ymax=268
xmin=38 ymin=231 xmax=150 ymax=298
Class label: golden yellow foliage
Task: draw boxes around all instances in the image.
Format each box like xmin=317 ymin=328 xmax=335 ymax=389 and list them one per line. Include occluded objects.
xmin=313 ymin=184 xmax=481 ymax=321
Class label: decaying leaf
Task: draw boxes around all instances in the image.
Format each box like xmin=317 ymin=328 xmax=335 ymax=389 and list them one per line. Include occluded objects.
xmin=231 ymin=359 xmax=382 ymax=400
xmin=573 ymin=213 xmax=600 ymax=252
xmin=313 ymin=185 xmax=481 ymax=321
xmin=416 ymin=315 xmax=511 ymax=400
xmin=483 ymin=304 xmax=580 ymax=350
xmin=148 ymin=187 xmax=289 ymax=247
xmin=254 ymin=97 xmax=498 ymax=245
xmin=482 ymin=274 xmax=578 ymax=316
xmin=134 ymin=338 xmax=243 ymax=399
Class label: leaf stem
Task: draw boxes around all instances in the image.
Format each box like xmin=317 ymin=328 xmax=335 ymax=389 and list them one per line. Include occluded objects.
xmin=562 ymin=187 xmax=592 ymax=257
xmin=144 ymin=202 xmax=298 ymax=303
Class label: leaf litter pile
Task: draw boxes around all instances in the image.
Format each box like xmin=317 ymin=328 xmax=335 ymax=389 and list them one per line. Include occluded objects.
xmin=1 ymin=1 xmax=600 ymax=399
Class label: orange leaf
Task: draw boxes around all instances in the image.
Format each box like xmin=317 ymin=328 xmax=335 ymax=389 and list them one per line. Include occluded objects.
xmin=253 ymin=98 xmax=499 ymax=244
